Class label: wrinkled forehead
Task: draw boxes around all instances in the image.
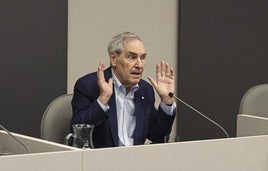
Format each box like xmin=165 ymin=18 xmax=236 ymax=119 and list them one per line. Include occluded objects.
xmin=123 ymin=39 xmax=146 ymax=54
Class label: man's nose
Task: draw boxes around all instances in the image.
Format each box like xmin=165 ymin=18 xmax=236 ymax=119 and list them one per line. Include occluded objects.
xmin=135 ymin=57 xmax=143 ymax=66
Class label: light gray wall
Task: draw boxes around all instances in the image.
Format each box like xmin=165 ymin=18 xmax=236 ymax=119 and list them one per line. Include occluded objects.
xmin=68 ymin=0 xmax=178 ymax=96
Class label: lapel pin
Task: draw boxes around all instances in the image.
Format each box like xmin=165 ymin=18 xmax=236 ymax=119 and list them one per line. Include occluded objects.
xmin=141 ymin=96 xmax=144 ymax=99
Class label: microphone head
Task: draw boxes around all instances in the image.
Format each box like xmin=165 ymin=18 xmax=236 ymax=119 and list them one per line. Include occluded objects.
xmin=168 ymin=92 xmax=174 ymax=97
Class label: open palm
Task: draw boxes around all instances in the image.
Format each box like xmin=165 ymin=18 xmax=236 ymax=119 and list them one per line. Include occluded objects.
xmin=97 ymin=61 xmax=113 ymax=104
xmin=148 ymin=61 xmax=175 ymax=105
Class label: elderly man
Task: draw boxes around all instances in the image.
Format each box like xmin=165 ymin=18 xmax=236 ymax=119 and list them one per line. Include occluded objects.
xmin=71 ymin=32 xmax=176 ymax=148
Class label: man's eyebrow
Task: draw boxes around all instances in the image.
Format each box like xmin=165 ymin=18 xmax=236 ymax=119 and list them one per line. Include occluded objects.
xmin=128 ymin=51 xmax=147 ymax=56
xmin=128 ymin=51 xmax=137 ymax=55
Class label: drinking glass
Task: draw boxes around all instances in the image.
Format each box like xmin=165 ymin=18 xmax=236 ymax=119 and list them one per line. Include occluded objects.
xmin=164 ymin=135 xmax=180 ymax=143
xmin=65 ymin=124 xmax=94 ymax=149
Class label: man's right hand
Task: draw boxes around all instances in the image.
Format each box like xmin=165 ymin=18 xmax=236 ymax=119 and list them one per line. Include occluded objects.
xmin=97 ymin=61 xmax=113 ymax=105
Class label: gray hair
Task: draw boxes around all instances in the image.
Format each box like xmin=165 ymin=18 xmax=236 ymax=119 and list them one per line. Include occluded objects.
xmin=107 ymin=32 xmax=141 ymax=55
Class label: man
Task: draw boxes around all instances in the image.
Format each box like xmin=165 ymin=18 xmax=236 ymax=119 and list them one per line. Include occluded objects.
xmin=71 ymin=32 xmax=176 ymax=148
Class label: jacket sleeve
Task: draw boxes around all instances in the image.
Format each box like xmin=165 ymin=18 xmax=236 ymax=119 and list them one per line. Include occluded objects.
xmin=71 ymin=76 xmax=108 ymax=127
xmin=146 ymin=84 xmax=176 ymax=143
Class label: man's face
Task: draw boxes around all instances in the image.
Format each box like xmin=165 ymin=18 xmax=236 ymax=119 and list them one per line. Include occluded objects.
xmin=110 ymin=39 xmax=146 ymax=89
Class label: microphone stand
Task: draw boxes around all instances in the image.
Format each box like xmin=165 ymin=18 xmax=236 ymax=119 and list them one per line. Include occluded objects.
xmin=0 ymin=124 xmax=30 ymax=153
xmin=169 ymin=92 xmax=230 ymax=138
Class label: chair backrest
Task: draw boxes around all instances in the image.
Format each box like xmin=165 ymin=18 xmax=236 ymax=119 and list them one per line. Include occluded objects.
xmin=41 ymin=94 xmax=73 ymax=144
xmin=239 ymin=84 xmax=268 ymax=118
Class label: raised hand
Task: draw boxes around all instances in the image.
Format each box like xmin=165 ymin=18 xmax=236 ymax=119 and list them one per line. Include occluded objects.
xmin=148 ymin=61 xmax=175 ymax=105
xmin=97 ymin=61 xmax=113 ymax=105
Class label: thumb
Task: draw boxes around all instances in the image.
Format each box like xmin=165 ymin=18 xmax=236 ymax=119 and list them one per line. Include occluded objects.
xmin=108 ymin=78 xmax=113 ymax=87
xmin=147 ymin=77 xmax=157 ymax=88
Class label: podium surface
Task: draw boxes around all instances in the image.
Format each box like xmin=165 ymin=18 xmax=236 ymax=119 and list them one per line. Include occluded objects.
xmin=237 ymin=114 xmax=268 ymax=136
xmin=2 ymin=131 xmax=268 ymax=171
xmin=0 ymin=131 xmax=77 ymax=154
xmin=83 ymin=135 xmax=268 ymax=171
xmin=0 ymin=131 xmax=82 ymax=171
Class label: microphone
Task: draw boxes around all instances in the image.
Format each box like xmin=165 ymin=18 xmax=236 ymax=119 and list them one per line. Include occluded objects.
xmin=169 ymin=92 xmax=230 ymax=138
xmin=0 ymin=124 xmax=30 ymax=154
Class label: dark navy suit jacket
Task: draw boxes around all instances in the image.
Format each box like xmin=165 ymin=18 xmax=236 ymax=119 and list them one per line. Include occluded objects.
xmin=71 ymin=67 xmax=175 ymax=148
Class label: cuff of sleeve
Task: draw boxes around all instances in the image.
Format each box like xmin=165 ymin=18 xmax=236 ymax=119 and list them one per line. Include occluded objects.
xmin=160 ymin=102 xmax=176 ymax=116
xmin=97 ymin=99 xmax=110 ymax=112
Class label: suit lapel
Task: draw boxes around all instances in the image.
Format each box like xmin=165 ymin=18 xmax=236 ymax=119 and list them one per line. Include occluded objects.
xmin=108 ymin=93 xmax=119 ymax=146
xmin=104 ymin=67 xmax=119 ymax=146
xmin=133 ymin=89 xmax=147 ymax=145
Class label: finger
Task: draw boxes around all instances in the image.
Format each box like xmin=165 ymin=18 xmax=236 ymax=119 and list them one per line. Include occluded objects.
xmin=97 ymin=61 xmax=103 ymax=71
xmin=97 ymin=61 xmax=105 ymax=81
xmin=161 ymin=61 xmax=165 ymax=77
xmin=165 ymin=62 xmax=170 ymax=76
xmin=169 ymin=66 xmax=174 ymax=79
xmin=156 ymin=63 xmax=161 ymax=79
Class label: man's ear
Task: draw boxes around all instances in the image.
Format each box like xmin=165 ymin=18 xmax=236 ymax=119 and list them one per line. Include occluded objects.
xmin=110 ymin=52 xmax=117 ymax=66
